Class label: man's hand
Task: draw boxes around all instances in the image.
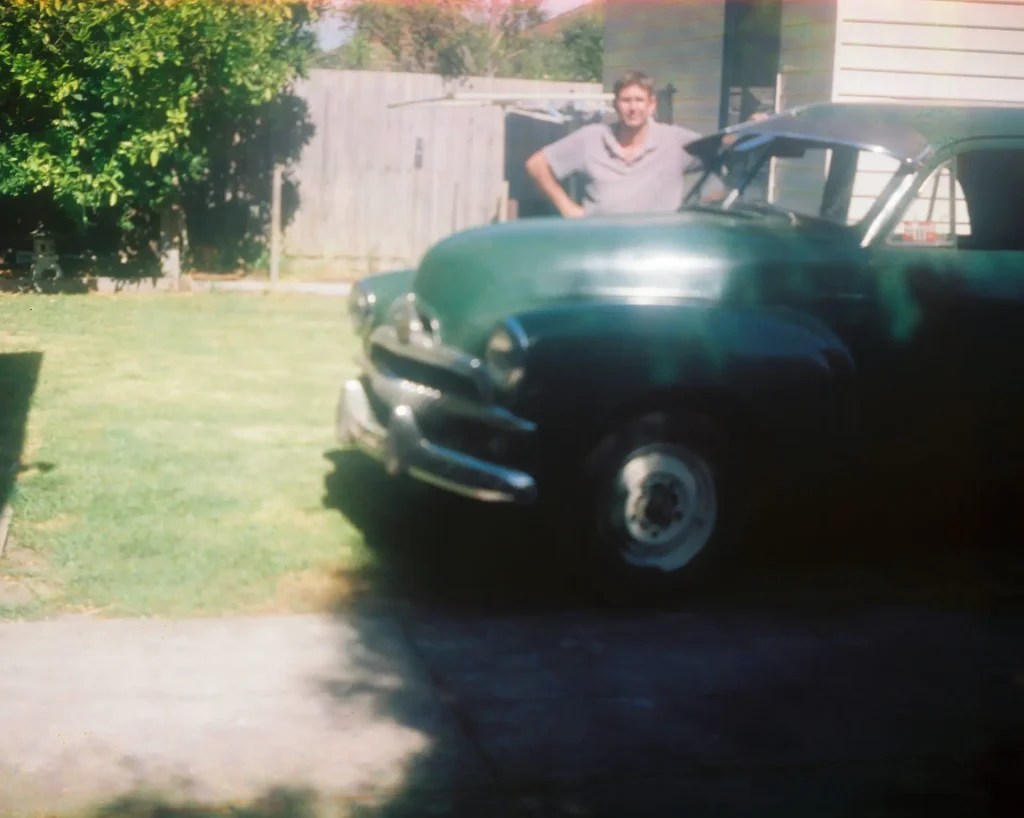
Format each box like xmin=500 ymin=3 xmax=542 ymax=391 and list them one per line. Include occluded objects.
xmin=722 ymin=111 xmax=772 ymax=147
xmin=526 ymin=150 xmax=584 ymax=219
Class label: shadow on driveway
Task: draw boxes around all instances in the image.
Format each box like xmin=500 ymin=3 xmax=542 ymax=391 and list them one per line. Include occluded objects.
xmin=7 ymin=442 xmax=1021 ymax=818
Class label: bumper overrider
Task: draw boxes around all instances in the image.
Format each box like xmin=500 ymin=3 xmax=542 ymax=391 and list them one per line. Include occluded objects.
xmin=336 ymin=327 xmax=539 ymax=504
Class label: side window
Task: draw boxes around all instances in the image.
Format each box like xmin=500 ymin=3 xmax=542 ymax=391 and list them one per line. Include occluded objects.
xmin=951 ymin=148 xmax=1024 ymax=252
xmin=847 ymin=152 xmax=903 ymax=225
xmin=769 ymin=148 xmax=829 ymax=215
xmin=887 ymin=158 xmax=971 ymax=248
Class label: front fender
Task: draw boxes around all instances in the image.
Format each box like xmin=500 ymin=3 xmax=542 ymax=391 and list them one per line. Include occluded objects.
xmin=353 ymin=268 xmax=417 ymax=332
xmin=510 ymin=301 xmax=856 ymax=467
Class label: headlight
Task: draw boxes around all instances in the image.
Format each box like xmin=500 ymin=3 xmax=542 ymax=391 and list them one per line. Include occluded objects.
xmin=389 ymin=293 xmax=426 ymax=345
xmin=485 ymin=318 xmax=528 ymax=393
xmin=347 ymin=282 xmax=375 ymax=334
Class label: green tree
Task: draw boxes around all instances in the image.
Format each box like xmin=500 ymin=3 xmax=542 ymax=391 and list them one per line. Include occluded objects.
xmin=555 ymin=13 xmax=603 ymax=82
xmin=339 ymin=0 xmax=478 ymax=76
xmin=336 ymin=0 xmax=599 ymax=81
xmin=311 ymin=31 xmax=384 ymax=71
xmin=0 ymin=0 xmax=320 ymax=280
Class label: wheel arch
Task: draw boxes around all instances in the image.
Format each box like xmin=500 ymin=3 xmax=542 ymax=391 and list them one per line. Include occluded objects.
xmin=579 ymin=384 xmax=763 ymax=471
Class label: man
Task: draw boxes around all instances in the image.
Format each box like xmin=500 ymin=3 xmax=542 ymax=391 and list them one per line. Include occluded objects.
xmin=525 ymin=70 xmax=704 ymax=218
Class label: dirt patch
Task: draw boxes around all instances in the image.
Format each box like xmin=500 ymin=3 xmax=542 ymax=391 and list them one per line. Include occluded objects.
xmin=0 ymin=577 xmax=35 ymax=607
xmin=32 ymin=513 xmax=74 ymax=531
xmin=241 ymin=567 xmax=376 ymax=616
xmin=1 ymin=544 xmax=63 ymax=610
xmin=3 ymin=544 xmax=49 ymax=570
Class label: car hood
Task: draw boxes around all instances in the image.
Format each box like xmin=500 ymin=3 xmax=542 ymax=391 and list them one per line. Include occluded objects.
xmin=411 ymin=209 xmax=856 ymax=354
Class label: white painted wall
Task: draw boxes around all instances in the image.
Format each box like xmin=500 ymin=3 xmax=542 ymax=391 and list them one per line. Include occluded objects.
xmin=832 ymin=0 xmax=1024 ymax=223
xmin=832 ymin=0 xmax=1024 ymax=106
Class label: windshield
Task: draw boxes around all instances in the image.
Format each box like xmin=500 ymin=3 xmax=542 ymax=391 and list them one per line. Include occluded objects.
xmin=684 ymin=134 xmax=911 ymax=229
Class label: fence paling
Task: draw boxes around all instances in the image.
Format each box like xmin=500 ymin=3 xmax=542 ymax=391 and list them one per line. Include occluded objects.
xmin=280 ymin=69 xmax=602 ymax=275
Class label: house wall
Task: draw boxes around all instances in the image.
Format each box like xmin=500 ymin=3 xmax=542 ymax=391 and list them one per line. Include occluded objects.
xmin=769 ymin=0 xmax=840 ymax=215
xmin=603 ymin=0 xmax=727 ymax=134
xmin=832 ymin=0 xmax=1024 ymax=223
xmin=832 ymin=0 xmax=1024 ymax=106
xmin=778 ymin=0 xmax=838 ymax=110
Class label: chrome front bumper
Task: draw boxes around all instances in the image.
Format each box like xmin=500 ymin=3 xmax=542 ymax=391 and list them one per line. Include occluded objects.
xmin=336 ymin=374 xmax=539 ymax=505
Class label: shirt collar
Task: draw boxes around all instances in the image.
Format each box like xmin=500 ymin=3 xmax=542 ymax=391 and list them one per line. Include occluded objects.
xmin=602 ymin=121 xmax=663 ymax=161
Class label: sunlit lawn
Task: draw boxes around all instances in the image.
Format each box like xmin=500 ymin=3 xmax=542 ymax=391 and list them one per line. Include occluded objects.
xmin=0 ymin=292 xmax=368 ymax=619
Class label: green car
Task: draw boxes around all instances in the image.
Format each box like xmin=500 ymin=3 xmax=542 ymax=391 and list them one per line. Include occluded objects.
xmin=337 ymin=102 xmax=1024 ymax=599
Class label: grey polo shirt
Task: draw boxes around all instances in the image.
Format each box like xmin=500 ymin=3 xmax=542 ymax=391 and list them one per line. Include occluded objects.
xmin=541 ymin=121 xmax=704 ymax=216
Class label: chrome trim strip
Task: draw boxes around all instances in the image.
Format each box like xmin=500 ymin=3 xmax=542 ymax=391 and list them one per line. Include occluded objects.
xmin=370 ymin=324 xmax=495 ymax=402
xmin=860 ymin=173 xmax=918 ymax=248
xmin=503 ymin=316 xmax=531 ymax=354
xmin=336 ymin=377 xmax=388 ymax=461
xmin=361 ymin=353 xmax=537 ymax=433
xmin=336 ymin=378 xmax=538 ymax=505
xmin=718 ymin=130 xmax=922 ymax=164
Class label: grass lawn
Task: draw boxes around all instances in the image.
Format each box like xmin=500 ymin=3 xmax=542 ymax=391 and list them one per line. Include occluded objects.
xmin=0 ymin=292 xmax=369 ymax=619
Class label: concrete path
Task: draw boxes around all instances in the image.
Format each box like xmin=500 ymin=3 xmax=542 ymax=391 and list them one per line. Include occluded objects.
xmin=2 ymin=602 xmax=1022 ymax=817
xmin=187 ymin=280 xmax=352 ymax=296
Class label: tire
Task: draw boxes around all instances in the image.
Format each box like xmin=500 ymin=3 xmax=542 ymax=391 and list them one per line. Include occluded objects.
xmin=557 ymin=410 xmax=747 ymax=604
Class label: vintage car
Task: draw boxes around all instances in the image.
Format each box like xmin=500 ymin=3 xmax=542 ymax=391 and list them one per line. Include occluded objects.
xmin=336 ymin=102 xmax=1024 ymax=598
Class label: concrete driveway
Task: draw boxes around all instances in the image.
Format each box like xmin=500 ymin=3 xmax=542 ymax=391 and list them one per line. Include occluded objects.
xmin=2 ymin=451 xmax=1022 ymax=817
xmin=2 ymin=596 xmax=1021 ymax=817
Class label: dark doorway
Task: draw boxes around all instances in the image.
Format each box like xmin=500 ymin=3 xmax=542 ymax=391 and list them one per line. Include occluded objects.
xmin=505 ymin=111 xmax=568 ymax=219
xmin=504 ymin=109 xmax=603 ymax=219
xmin=719 ymin=0 xmax=783 ymax=128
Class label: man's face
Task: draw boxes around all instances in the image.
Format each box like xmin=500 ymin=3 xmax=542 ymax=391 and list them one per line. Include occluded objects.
xmin=614 ymin=83 xmax=656 ymax=129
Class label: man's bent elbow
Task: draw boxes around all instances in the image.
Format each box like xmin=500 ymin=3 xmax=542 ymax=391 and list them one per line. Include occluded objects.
xmin=525 ymin=151 xmax=548 ymax=180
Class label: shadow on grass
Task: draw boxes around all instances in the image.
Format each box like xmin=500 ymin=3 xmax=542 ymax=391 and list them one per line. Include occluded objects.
xmin=0 ymin=275 xmax=96 ymax=295
xmin=320 ymin=448 xmax=588 ymax=615
xmin=0 ymin=351 xmax=43 ymax=512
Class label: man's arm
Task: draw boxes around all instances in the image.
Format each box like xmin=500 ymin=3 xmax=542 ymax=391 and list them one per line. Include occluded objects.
xmin=525 ymin=152 xmax=584 ymax=218
xmin=525 ymin=126 xmax=590 ymax=218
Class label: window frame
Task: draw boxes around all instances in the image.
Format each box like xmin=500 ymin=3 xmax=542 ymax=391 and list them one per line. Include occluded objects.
xmin=867 ymin=136 xmax=1024 ymax=251
xmin=685 ymin=134 xmax=912 ymax=234
xmin=882 ymin=155 xmax=963 ymax=249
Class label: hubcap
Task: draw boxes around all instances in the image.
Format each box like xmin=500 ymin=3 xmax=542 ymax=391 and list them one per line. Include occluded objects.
xmin=612 ymin=446 xmax=718 ymax=573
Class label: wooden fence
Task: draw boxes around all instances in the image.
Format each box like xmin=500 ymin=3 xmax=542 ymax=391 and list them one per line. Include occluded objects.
xmin=282 ymin=69 xmax=603 ymax=277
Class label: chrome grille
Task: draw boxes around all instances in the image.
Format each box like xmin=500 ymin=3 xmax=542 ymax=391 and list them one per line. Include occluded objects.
xmin=369 ymin=345 xmax=482 ymax=402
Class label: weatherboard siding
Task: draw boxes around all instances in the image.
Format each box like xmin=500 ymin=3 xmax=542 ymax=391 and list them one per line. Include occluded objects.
xmin=778 ymin=0 xmax=837 ymax=110
xmin=833 ymin=0 xmax=1024 ymax=106
xmin=770 ymin=0 xmax=839 ymax=215
xmin=833 ymin=0 xmax=1024 ymax=223
xmin=603 ymin=0 xmax=727 ymax=134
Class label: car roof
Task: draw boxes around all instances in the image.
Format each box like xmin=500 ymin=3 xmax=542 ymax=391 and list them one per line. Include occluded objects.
xmin=686 ymin=102 xmax=1024 ymax=164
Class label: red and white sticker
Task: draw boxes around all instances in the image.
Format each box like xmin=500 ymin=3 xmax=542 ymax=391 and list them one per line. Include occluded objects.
xmin=902 ymin=220 xmax=939 ymax=244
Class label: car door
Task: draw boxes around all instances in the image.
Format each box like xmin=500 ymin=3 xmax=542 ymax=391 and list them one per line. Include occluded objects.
xmin=866 ymin=139 xmax=1024 ymax=470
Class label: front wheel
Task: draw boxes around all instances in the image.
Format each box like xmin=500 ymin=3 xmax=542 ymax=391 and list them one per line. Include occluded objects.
xmin=558 ymin=411 xmax=746 ymax=603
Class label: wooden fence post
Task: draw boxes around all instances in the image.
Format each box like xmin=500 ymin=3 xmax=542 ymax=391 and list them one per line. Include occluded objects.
xmin=270 ymin=165 xmax=283 ymax=287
